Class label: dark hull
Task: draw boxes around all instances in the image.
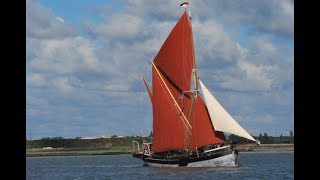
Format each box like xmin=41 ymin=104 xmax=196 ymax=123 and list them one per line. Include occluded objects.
xmin=141 ymin=148 xmax=238 ymax=167
xmin=132 ymin=152 xmax=144 ymax=159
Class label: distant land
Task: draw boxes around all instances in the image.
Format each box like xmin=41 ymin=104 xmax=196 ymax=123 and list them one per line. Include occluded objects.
xmin=26 ymin=134 xmax=294 ymax=157
xmin=26 ymin=135 xmax=149 ymax=157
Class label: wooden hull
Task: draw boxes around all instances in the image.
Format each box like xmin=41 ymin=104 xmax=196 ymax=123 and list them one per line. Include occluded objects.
xmin=141 ymin=148 xmax=238 ymax=167
xmin=132 ymin=152 xmax=144 ymax=159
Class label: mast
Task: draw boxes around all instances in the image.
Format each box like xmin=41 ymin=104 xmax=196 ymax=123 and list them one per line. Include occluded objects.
xmin=182 ymin=3 xmax=199 ymax=151
xmin=186 ymin=7 xmax=199 ymax=97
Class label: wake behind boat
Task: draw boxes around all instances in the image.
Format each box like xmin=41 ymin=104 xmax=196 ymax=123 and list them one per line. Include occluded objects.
xmin=133 ymin=2 xmax=259 ymax=167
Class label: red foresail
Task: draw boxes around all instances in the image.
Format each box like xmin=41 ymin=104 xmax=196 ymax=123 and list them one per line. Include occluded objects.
xmin=152 ymin=66 xmax=187 ymax=153
xmin=153 ymin=11 xmax=194 ymax=93
xmin=190 ymin=96 xmax=226 ymax=151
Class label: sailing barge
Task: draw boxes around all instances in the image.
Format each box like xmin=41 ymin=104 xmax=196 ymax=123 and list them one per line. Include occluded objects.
xmin=133 ymin=6 xmax=258 ymax=167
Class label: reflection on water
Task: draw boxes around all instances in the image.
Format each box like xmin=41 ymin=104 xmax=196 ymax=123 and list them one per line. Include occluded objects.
xmin=27 ymin=152 xmax=293 ymax=179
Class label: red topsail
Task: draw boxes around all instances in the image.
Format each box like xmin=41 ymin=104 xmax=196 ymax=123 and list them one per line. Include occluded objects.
xmin=153 ymin=12 xmax=194 ymax=93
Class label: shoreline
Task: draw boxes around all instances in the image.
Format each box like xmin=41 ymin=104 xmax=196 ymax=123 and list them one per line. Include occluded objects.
xmin=26 ymin=151 xmax=130 ymax=157
xmin=234 ymin=143 xmax=294 ymax=152
xmin=26 ymin=144 xmax=294 ymax=157
xmin=26 ymin=147 xmax=132 ymax=157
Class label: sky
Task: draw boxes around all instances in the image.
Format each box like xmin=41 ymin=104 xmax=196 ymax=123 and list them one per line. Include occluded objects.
xmin=26 ymin=0 xmax=294 ymax=140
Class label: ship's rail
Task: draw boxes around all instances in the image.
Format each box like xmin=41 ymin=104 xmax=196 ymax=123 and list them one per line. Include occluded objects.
xmin=204 ymin=145 xmax=230 ymax=154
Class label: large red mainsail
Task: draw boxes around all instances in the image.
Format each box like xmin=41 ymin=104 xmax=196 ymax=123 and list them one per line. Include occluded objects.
xmin=190 ymin=97 xmax=226 ymax=151
xmin=151 ymin=11 xmax=195 ymax=153
xmin=152 ymin=66 xmax=186 ymax=153
xmin=153 ymin=11 xmax=194 ymax=93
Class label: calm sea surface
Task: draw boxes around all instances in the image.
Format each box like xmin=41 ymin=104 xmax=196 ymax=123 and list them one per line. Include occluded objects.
xmin=27 ymin=151 xmax=293 ymax=179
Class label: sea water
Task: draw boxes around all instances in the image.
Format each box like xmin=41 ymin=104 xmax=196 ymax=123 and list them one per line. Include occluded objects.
xmin=26 ymin=151 xmax=293 ymax=179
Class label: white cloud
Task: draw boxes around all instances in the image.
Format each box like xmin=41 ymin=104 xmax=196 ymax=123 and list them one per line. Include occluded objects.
xmin=88 ymin=14 xmax=145 ymax=41
xmin=56 ymin=16 xmax=65 ymax=23
xmin=27 ymin=73 xmax=47 ymax=87
xmin=26 ymin=108 xmax=38 ymax=117
xmin=26 ymin=0 xmax=76 ymax=38
xmin=126 ymin=0 xmax=181 ymax=20
xmin=192 ymin=0 xmax=294 ymax=37
xmin=105 ymin=83 xmax=131 ymax=91
xmin=28 ymin=36 xmax=116 ymax=76
xmin=193 ymin=20 xmax=238 ymax=63
xmin=251 ymin=37 xmax=277 ymax=57
xmin=250 ymin=114 xmax=276 ymax=124
xmin=53 ymin=77 xmax=73 ymax=93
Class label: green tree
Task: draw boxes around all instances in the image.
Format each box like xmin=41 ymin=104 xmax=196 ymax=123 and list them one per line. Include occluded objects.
xmin=262 ymin=133 xmax=269 ymax=144
xmin=290 ymin=131 xmax=293 ymax=137
xmin=280 ymin=134 xmax=283 ymax=142
xmin=149 ymin=131 xmax=153 ymax=137
xmin=258 ymin=133 xmax=262 ymax=141
xmin=111 ymin=135 xmax=117 ymax=138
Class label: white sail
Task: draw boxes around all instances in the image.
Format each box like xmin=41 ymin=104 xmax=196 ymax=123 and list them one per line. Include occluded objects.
xmin=199 ymin=79 xmax=256 ymax=142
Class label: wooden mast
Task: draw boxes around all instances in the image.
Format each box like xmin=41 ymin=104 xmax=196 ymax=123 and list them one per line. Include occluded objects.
xmin=185 ymin=6 xmax=198 ymax=151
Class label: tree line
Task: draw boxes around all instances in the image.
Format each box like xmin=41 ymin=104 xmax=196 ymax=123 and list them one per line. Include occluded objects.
xmin=228 ymin=131 xmax=294 ymax=144
xmin=30 ymin=130 xmax=294 ymax=146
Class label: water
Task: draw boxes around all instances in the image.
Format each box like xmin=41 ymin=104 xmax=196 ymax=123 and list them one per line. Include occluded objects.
xmin=26 ymin=151 xmax=294 ymax=179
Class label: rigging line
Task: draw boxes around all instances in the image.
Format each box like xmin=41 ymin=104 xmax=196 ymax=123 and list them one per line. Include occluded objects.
xmin=152 ymin=61 xmax=192 ymax=132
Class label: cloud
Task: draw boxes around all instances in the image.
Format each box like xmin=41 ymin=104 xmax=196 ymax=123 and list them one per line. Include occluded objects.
xmin=119 ymin=0 xmax=294 ymax=37
xmin=27 ymin=73 xmax=47 ymax=87
xmin=219 ymin=60 xmax=273 ymax=91
xmin=105 ymin=82 xmax=131 ymax=91
xmin=86 ymin=14 xmax=146 ymax=41
xmin=26 ymin=108 xmax=39 ymax=117
xmin=250 ymin=114 xmax=276 ymax=124
xmin=192 ymin=0 xmax=294 ymax=37
xmin=26 ymin=0 xmax=76 ymax=39
xmin=28 ymin=36 xmax=118 ymax=76
xmin=56 ymin=17 xmax=65 ymax=23
xmin=126 ymin=0 xmax=182 ymax=21
xmin=193 ymin=20 xmax=239 ymax=64
xmin=53 ymin=77 xmax=74 ymax=93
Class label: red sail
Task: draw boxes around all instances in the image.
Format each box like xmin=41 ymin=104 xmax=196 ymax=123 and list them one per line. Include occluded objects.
xmin=190 ymin=96 xmax=226 ymax=151
xmin=153 ymin=11 xmax=194 ymax=92
xmin=151 ymin=11 xmax=195 ymax=153
xmin=152 ymin=66 xmax=186 ymax=153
